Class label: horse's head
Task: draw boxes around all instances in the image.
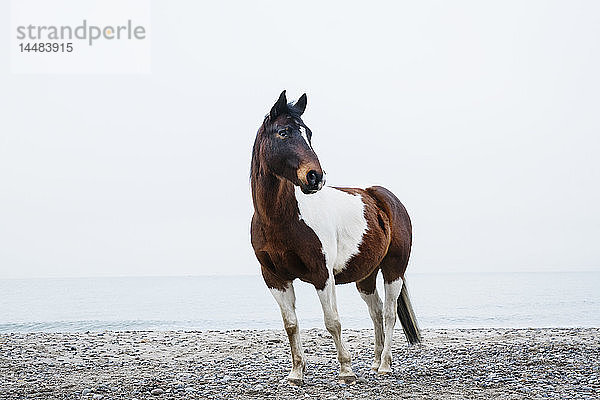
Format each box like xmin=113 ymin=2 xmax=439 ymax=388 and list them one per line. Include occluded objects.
xmin=254 ymin=90 xmax=325 ymax=194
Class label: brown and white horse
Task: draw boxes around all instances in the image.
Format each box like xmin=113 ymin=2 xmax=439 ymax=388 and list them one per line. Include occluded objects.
xmin=250 ymin=91 xmax=420 ymax=384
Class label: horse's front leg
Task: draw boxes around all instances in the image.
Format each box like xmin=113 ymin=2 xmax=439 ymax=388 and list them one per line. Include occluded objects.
xmin=270 ymin=282 xmax=306 ymax=384
xmin=316 ymin=275 xmax=356 ymax=383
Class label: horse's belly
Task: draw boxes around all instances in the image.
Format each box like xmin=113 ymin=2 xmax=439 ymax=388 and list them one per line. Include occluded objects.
xmin=333 ymin=251 xmax=380 ymax=284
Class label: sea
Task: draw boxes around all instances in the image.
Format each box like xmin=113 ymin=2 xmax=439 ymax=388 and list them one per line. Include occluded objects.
xmin=0 ymin=272 xmax=598 ymax=333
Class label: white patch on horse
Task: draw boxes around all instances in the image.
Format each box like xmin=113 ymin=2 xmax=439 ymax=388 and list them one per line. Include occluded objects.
xmin=298 ymin=126 xmax=311 ymax=148
xmin=294 ymin=186 xmax=368 ymax=274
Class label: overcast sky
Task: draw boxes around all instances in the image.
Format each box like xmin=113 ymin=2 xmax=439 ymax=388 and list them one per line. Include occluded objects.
xmin=1 ymin=0 xmax=599 ymax=279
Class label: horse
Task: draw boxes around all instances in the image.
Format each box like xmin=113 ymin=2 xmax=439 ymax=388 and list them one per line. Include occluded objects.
xmin=250 ymin=90 xmax=421 ymax=384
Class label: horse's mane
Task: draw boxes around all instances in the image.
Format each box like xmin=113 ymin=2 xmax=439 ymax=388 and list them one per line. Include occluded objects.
xmin=250 ymin=128 xmax=262 ymax=182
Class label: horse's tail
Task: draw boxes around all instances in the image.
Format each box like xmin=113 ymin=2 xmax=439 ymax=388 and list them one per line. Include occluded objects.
xmin=397 ymin=278 xmax=421 ymax=345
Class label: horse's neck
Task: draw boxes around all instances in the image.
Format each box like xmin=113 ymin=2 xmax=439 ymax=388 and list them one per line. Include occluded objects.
xmin=252 ymin=172 xmax=298 ymax=224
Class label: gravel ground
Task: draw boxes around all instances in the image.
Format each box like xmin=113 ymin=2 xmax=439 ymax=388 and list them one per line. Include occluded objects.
xmin=1 ymin=328 xmax=598 ymax=399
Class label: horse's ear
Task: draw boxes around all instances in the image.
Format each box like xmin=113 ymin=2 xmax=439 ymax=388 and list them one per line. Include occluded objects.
xmin=270 ymin=90 xmax=287 ymax=120
xmin=294 ymin=93 xmax=307 ymax=115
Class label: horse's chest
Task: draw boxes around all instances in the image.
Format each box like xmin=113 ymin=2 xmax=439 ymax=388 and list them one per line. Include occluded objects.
xmin=294 ymin=187 xmax=368 ymax=274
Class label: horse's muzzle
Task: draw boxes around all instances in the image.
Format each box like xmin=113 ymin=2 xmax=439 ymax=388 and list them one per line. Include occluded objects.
xmin=302 ymin=170 xmax=325 ymax=194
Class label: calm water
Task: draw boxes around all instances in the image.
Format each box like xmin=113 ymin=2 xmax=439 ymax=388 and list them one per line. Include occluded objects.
xmin=0 ymin=272 xmax=598 ymax=333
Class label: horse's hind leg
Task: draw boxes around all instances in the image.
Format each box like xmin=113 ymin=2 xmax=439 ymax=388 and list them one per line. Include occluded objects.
xmin=269 ymin=282 xmax=306 ymax=384
xmin=356 ymin=268 xmax=384 ymax=371
xmin=379 ymin=256 xmax=405 ymax=374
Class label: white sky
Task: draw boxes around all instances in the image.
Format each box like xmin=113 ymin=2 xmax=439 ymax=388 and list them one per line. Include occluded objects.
xmin=1 ymin=0 xmax=599 ymax=279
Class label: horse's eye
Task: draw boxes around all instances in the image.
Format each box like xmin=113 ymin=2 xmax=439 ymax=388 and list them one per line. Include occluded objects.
xmin=277 ymin=128 xmax=289 ymax=138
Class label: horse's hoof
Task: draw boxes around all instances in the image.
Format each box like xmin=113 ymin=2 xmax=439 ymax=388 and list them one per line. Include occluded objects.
xmin=287 ymin=377 xmax=303 ymax=386
xmin=377 ymin=367 xmax=392 ymax=375
xmin=338 ymin=374 xmax=357 ymax=384
xmin=370 ymin=363 xmax=380 ymax=372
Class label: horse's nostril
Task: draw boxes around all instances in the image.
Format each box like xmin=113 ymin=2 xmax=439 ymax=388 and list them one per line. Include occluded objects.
xmin=307 ymin=170 xmax=318 ymax=186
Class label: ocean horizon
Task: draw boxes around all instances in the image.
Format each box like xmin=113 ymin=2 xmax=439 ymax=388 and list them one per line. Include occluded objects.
xmin=1 ymin=271 xmax=598 ymax=333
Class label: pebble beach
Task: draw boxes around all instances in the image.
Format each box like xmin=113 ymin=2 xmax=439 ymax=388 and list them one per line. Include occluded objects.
xmin=1 ymin=328 xmax=598 ymax=399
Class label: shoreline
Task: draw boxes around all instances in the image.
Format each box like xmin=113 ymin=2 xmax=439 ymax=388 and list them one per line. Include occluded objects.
xmin=1 ymin=328 xmax=598 ymax=399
